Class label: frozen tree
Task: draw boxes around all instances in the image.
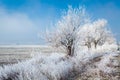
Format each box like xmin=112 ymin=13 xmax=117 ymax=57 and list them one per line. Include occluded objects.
xmin=46 ymin=6 xmax=116 ymax=54
xmin=79 ymin=19 xmax=116 ymax=49
xmin=78 ymin=23 xmax=94 ymax=49
xmin=46 ymin=6 xmax=89 ymax=56
xmin=91 ymin=19 xmax=116 ymax=48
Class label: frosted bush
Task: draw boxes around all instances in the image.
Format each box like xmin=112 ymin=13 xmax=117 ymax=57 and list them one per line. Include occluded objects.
xmin=0 ymin=49 xmax=119 ymax=80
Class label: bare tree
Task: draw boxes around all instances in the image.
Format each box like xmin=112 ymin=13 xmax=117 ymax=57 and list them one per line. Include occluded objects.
xmin=46 ymin=6 xmax=89 ymax=56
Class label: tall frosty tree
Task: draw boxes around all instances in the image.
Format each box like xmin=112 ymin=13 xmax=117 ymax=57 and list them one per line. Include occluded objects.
xmin=46 ymin=6 xmax=89 ymax=56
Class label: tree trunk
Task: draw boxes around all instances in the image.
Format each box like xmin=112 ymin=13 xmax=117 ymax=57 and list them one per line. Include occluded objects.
xmin=94 ymin=42 xmax=97 ymax=49
xmin=71 ymin=46 xmax=74 ymax=56
xmin=67 ymin=46 xmax=73 ymax=56
xmin=87 ymin=43 xmax=91 ymax=50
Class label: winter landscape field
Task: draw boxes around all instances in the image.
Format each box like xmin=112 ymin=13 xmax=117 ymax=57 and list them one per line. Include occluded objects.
xmin=0 ymin=0 xmax=120 ymax=80
xmin=0 ymin=45 xmax=55 ymax=66
xmin=0 ymin=45 xmax=119 ymax=80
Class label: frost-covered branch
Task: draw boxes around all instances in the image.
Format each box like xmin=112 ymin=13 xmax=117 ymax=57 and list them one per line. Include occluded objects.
xmin=46 ymin=6 xmax=89 ymax=56
xmin=78 ymin=19 xmax=116 ymax=49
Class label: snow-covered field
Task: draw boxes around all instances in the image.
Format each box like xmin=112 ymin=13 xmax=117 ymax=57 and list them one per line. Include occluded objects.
xmin=0 ymin=45 xmax=61 ymax=66
xmin=0 ymin=45 xmax=119 ymax=80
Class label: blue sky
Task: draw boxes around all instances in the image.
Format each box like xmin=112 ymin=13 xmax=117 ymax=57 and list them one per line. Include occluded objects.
xmin=0 ymin=0 xmax=120 ymax=45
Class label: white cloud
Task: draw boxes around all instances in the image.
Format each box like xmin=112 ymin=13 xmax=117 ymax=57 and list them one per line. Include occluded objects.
xmin=0 ymin=7 xmax=38 ymax=34
xmin=0 ymin=7 xmax=42 ymax=44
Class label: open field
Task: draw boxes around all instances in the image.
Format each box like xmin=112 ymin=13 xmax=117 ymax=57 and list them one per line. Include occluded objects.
xmin=0 ymin=45 xmax=119 ymax=80
xmin=0 ymin=45 xmax=118 ymax=66
xmin=0 ymin=45 xmax=56 ymax=66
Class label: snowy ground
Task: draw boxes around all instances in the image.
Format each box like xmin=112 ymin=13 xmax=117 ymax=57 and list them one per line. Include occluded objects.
xmin=0 ymin=46 xmax=119 ymax=80
xmin=0 ymin=45 xmax=62 ymax=66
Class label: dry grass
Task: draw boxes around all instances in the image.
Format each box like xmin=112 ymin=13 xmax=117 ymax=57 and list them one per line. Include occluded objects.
xmin=0 ymin=53 xmax=119 ymax=80
xmin=74 ymin=52 xmax=120 ymax=80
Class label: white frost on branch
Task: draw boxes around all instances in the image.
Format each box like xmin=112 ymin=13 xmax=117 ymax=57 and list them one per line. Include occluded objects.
xmin=46 ymin=6 xmax=90 ymax=56
xmin=78 ymin=19 xmax=116 ymax=49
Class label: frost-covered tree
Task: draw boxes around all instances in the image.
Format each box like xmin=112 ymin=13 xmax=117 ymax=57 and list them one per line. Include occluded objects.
xmin=91 ymin=19 xmax=115 ymax=48
xmin=79 ymin=19 xmax=116 ymax=49
xmin=92 ymin=19 xmax=108 ymax=48
xmin=46 ymin=6 xmax=116 ymax=54
xmin=46 ymin=6 xmax=89 ymax=56
xmin=78 ymin=23 xmax=94 ymax=49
